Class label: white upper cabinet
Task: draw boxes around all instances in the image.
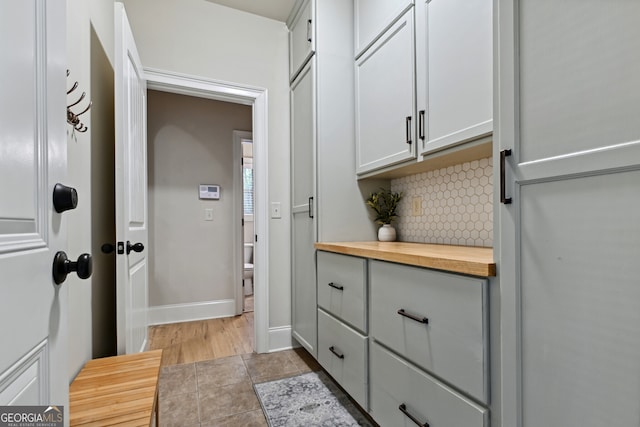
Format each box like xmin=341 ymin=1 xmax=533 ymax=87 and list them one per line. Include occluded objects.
xmin=416 ymin=0 xmax=493 ymax=154
xmin=354 ymin=0 xmax=413 ymax=57
xmin=289 ymin=0 xmax=315 ymax=81
xmin=355 ymin=8 xmax=416 ymax=175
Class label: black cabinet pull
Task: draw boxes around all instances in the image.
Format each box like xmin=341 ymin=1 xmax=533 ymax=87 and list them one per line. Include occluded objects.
xmin=405 ymin=116 xmax=412 ymax=145
xmin=328 ymin=282 xmax=344 ymax=291
xmin=500 ymin=149 xmax=512 ymax=204
xmin=397 ymin=309 xmax=429 ymax=324
xmin=399 ymin=403 xmax=429 ymax=427
xmin=329 ymin=346 xmax=344 ymax=359
xmin=307 ymin=19 xmax=312 ymax=43
xmin=418 ymin=110 xmax=425 ymax=141
xmin=308 ymin=196 xmax=314 ymax=219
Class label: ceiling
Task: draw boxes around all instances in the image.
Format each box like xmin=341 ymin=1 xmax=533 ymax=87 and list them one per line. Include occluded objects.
xmin=204 ymin=0 xmax=297 ymax=22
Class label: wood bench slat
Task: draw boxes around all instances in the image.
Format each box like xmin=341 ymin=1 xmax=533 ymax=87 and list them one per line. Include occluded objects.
xmin=70 ymin=350 xmax=162 ymax=427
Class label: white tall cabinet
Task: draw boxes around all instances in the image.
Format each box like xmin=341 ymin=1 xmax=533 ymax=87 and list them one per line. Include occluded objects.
xmin=497 ymin=1 xmax=640 ymax=426
xmin=289 ymin=0 xmax=378 ymax=358
xmin=290 ymin=58 xmax=317 ymax=356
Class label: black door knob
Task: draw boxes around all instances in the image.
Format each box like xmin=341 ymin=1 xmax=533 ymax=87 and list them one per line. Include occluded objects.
xmin=52 ymin=251 xmax=92 ymax=284
xmin=126 ymin=241 xmax=144 ymax=254
xmin=53 ymin=183 xmax=78 ymax=213
xmin=101 ymin=243 xmax=115 ymax=254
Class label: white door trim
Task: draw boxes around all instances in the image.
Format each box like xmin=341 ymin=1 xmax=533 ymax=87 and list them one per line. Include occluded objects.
xmin=143 ymin=68 xmax=269 ymax=353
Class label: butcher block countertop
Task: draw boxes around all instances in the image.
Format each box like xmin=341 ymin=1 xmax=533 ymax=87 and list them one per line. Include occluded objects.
xmin=315 ymin=241 xmax=496 ymax=277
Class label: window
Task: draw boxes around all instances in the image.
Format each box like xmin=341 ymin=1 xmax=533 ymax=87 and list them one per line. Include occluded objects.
xmin=243 ymin=166 xmax=254 ymax=215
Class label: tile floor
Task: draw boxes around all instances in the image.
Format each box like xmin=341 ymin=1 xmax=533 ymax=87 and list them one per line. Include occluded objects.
xmin=158 ymin=347 xmax=322 ymax=426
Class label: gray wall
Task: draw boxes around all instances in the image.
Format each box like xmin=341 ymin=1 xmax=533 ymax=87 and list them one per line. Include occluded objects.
xmin=147 ymin=90 xmax=252 ymax=306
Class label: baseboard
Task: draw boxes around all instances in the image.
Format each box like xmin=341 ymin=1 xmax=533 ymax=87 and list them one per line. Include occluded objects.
xmin=268 ymin=325 xmax=295 ymax=352
xmin=148 ymin=300 xmax=236 ymax=325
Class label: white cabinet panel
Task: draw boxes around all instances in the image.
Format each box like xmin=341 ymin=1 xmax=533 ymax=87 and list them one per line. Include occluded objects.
xmin=355 ymin=9 xmax=416 ymax=175
xmin=416 ymin=0 xmax=492 ymax=154
xmin=519 ymin=171 xmax=640 ymax=427
xmin=370 ymin=260 xmax=488 ymax=402
xmin=289 ymin=0 xmax=314 ymax=81
xmin=291 ymin=212 xmax=316 ymax=356
xmin=317 ymin=309 xmax=368 ymax=409
xmin=370 ymin=342 xmax=488 ymax=427
xmin=291 ymin=59 xmax=315 ymax=209
xmin=518 ymin=1 xmax=640 ymax=163
xmin=317 ymin=251 xmax=367 ymax=333
xmin=354 ymin=0 xmax=412 ymax=57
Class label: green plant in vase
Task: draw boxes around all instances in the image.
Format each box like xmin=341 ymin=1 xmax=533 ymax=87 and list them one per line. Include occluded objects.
xmin=366 ymin=188 xmax=403 ymax=241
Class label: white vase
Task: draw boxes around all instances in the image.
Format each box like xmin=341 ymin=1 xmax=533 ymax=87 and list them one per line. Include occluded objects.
xmin=378 ymin=224 xmax=397 ymax=242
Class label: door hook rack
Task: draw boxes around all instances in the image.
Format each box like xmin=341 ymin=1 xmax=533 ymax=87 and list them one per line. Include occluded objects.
xmin=67 ymin=70 xmax=91 ymax=133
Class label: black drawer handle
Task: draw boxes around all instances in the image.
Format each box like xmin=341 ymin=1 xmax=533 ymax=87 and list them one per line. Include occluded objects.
xmin=328 ymin=282 xmax=344 ymax=291
xmin=329 ymin=346 xmax=344 ymax=359
xmin=397 ymin=309 xmax=429 ymax=324
xmin=418 ymin=110 xmax=425 ymax=141
xmin=405 ymin=116 xmax=412 ymax=145
xmin=399 ymin=403 xmax=429 ymax=427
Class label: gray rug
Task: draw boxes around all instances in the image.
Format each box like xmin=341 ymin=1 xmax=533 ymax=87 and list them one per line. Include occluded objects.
xmin=254 ymin=371 xmax=373 ymax=427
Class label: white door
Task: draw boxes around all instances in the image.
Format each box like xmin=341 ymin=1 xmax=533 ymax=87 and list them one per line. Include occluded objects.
xmin=0 ymin=0 xmax=68 ymax=415
xmin=497 ymin=1 xmax=640 ymax=425
xmin=114 ymin=3 xmax=149 ymax=354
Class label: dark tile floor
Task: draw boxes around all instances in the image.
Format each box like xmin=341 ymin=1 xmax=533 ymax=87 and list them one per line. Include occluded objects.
xmin=158 ymin=348 xmax=321 ymax=426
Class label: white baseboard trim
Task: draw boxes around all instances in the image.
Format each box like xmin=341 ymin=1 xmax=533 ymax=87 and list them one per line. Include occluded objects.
xmin=268 ymin=325 xmax=295 ymax=353
xmin=148 ymin=299 xmax=236 ymax=326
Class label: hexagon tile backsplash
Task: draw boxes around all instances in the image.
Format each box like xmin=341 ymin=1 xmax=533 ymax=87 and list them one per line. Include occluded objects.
xmin=390 ymin=157 xmax=493 ymax=247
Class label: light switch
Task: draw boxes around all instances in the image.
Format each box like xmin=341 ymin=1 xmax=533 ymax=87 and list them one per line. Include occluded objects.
xmin=271 ymin=202 xmax=281 ymax=219
xmin=204 ymin=208 xmax=213 ymax=221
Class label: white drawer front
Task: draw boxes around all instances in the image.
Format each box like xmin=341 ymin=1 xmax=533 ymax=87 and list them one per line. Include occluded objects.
xmin=370 ymin=342 xmax=488 ymax=427
xmin=370 ymin=260 xmax=488 ymax=402
xmin=317 ymin=309 xmax=368 ymax=409
xmin=317 ymin=251 xmax=367 ymax=332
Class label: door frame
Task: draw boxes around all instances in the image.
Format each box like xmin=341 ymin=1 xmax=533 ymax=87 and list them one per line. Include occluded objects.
xmin=144 ymin=68 xmax=269 ymax=353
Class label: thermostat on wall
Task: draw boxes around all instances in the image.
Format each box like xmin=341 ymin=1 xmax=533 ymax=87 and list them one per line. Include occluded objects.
xmin=199 ymin=184 xmax=220 ymax=200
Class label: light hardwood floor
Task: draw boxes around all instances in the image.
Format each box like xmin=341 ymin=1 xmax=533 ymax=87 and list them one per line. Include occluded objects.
xmin=148 ymin=313 xmax=254 ymax=366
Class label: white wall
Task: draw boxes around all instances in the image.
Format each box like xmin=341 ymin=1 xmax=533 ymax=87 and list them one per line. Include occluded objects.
xmin=66 ymin=0 xmax=116 ymax=379
xmin=147 ymin=90 xmax=252 ymax=306
xmin=120 ymin=0 xmax=292 ymax=328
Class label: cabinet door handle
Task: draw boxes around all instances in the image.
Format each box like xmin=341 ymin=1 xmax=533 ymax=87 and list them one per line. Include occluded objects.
xmin=329 ymin=346 xmax=344 ymax=359
xmin=405 ymin=116 xmax=412 ymax=145
xmin=328 ymin=282 xmax=344 ymax=291
xmin=399 ymin=403 xmax=429 ymax=427
xmin=500 ymin=149 xmax=512 ymax=204
xmin=308 ymin=196 xmax=314 ymax=218
xmin=418 ymin=110 xmax=425 ymax=141
xmin=307 ymin=19 xmax=312 ymax=43
xmin=397 ymin=309 xmax=429 ymax=324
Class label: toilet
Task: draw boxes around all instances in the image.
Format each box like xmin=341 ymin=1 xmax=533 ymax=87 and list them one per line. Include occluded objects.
xmin=243 ymin=243 xmax=254 ymax=295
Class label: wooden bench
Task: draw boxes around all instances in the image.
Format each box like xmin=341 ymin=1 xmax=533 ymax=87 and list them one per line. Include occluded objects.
xmin=69 ymin=350 xmax=163 ymax=426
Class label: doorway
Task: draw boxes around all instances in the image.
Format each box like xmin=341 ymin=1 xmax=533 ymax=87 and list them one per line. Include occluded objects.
xmin=144 ymin=68 xmax=270 ymax=353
